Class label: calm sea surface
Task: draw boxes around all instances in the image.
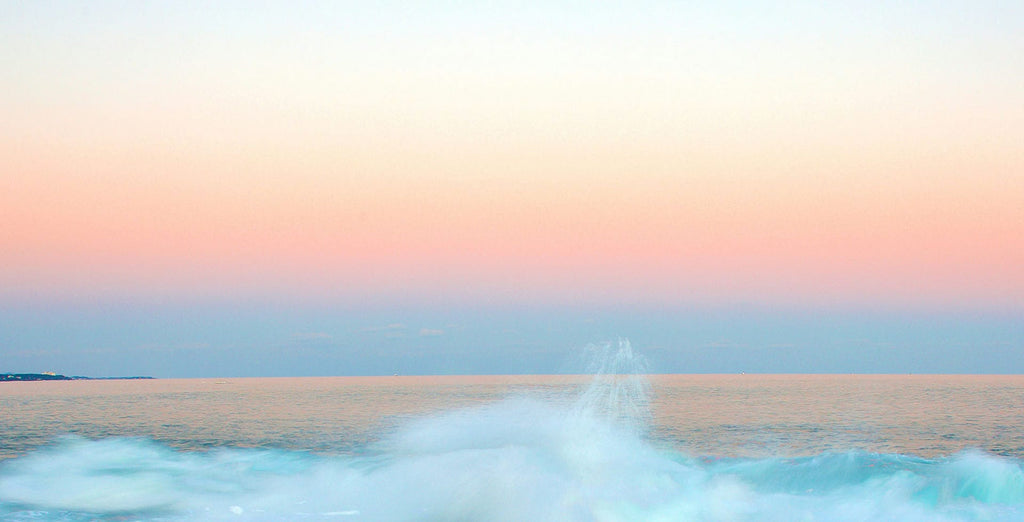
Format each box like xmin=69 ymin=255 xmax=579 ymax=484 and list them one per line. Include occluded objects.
xmin=2 ymin=374 xmax=1024 ymax=520
xmin=3 ymin=374 xmax=1023 ymax=460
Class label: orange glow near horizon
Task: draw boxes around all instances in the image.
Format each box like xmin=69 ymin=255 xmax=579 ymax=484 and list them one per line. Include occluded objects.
xmin=4 ymin=146 xmax=1021 ymax=309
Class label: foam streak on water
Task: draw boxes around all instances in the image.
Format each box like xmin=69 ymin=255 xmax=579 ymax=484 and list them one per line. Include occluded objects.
xmin=1 ymin=341 xmax=1023 ymax=521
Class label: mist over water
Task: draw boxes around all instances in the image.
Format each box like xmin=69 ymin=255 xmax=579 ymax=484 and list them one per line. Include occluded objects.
xmin=2 ymin=340 xmax=1024 ymax=520
xmin=574 ymin=339 xmax=652 ymax=435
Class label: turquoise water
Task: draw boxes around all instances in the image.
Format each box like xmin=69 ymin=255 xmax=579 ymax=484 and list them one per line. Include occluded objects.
xmin=2 ymin=345 xmax=1024 ymax=520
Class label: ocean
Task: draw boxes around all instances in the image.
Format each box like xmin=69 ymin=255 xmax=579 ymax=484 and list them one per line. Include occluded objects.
xmin=2 ymin=343 xmax=1024 ymax=521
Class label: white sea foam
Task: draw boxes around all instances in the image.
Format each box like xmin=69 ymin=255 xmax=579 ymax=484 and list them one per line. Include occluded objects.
xmin=3 ymin=424 xmax=1023 ymax=520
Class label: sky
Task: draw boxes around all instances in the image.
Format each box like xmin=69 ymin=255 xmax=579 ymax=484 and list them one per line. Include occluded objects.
xmin=1 ymin=1 xmax=1022 ymax=377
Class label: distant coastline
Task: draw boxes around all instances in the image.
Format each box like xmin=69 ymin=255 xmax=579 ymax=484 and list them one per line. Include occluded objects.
xmin=1 ymin=373 xmax=154 ymax=382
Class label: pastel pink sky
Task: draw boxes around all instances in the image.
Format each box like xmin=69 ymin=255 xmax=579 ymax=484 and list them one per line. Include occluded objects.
xmin=2 ymin=2 xmax=1022 ymax=310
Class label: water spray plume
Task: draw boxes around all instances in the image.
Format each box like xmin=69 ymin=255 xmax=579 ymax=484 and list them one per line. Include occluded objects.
xmin=573 ymin=338 xmax=652 ymax=435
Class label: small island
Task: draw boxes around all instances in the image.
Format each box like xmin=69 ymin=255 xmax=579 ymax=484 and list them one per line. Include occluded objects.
xmin=1 ymin=372 xmax=154 ymax=382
